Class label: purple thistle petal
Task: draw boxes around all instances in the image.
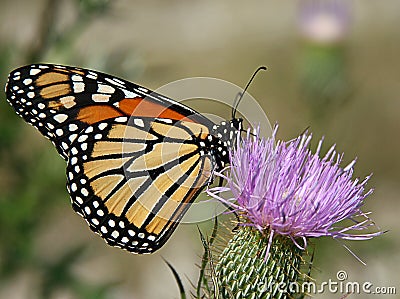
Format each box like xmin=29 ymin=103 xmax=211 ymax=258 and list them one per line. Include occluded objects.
xmin=207 ymin=125 xmax=383 ymax=248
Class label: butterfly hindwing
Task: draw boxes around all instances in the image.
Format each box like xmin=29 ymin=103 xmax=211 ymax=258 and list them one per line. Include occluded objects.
xmin=66 ymin=117 xmax=214 ymax=253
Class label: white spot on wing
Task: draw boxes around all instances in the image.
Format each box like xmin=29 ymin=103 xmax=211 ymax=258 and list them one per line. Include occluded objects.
xmin=87 ymin=74 xmax=97 ymax=80
xmin=70 ymin=157 xmax=78 ymax=165
xmin=69 ymin=134 xmax=77 ymax=142
xmin=78 ymin=135 xmax=88 ymax=142
xmin=137 ymin=87 xmax=148 ymax=93
xmin=23 ymin=78 xmax=32 ymax=85
xmin=157 ymin=118 xmax=173 ymax=124
xmin=71 ymin=74 xmax=83 ymax=81
xmin=122 ymin=89 xmax=138 ymax=98
xmin=105 ymin=77 xmax=125 ymax=88
xmin=54 ymin=114 xmax=68 ymax=123
xmin=30 ymin=68 xmax=40 ymax=75
xmin=69 ymin=124 xmax=79 ymax=131
xmin=115 ymin=116 xmax=128 ymax=123
xmin=98 ymin=84 xmax=115 ymax=94
xmin=85 ymin=127 xmax=94 ymax=133
xmin=75 ymin=196 xmax=83 ymax=205
xmin=73 ymin=82 xmax=85 ymax=93
xmin=98 ymin=123 xmax=108 ymax=130
xmin=112 ymin=77 xmax=125 ymax=85
xmin=56 ymin=129 xmax=63 ymax=136
xmin=92 ymin=94 xmax=110 ymax=102
xmin=81 ymin=188 xmax=89 ymax=196
xmin=134 ymin=119 xmax=144 ymax=127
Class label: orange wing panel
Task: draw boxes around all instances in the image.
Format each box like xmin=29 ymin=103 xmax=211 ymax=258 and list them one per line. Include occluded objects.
xmin=77 ymin=98 xmax=200 ymax=125
xmin=78 ymin=106 xmax=123 ymax=125
xmin=119 ymin=98 xmax=196 ymax=122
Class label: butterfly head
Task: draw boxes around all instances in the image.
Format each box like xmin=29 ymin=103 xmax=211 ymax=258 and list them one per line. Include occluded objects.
xmin=211 ymin=118 xmax=242 ymax=147
xmin=230 ymin=118 xmax=243 ymax=131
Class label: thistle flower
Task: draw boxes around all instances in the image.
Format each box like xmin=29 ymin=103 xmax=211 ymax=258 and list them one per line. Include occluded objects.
xmin=206 ymin=126 xmax=382 ymax=298
xmin=298 ymin=0 xmax=351 ymax=44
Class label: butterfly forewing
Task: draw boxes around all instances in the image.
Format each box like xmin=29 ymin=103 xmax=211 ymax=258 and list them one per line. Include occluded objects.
xmin=5 ymin=64 xmax=212 ymax=159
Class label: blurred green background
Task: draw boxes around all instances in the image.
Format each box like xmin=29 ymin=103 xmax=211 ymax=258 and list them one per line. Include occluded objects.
xmin=0 ymin=0 xmax=399 ymax=298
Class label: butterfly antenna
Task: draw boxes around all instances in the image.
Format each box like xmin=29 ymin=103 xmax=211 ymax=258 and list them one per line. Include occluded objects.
xmin=232 ymin=66 xmax=267 ymax=119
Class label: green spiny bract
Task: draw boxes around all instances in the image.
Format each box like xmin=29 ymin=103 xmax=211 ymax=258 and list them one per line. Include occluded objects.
xmin=212 ymin=227 xmax=307 ymax=299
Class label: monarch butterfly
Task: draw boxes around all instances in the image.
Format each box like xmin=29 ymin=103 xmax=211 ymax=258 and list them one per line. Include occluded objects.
xmin=5 ymin=64 xmax=255 ymax=253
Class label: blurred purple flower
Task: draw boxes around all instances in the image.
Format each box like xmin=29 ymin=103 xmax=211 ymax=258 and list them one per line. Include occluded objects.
xmin=298 ymin=0 xmax=351 ymax=44
xmin=208 ymin=126 xmax=382 ymax=259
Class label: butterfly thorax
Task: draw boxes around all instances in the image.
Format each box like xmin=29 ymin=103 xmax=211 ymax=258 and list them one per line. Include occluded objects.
xmin=208 ymin=118 xmax=242 ymax=170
